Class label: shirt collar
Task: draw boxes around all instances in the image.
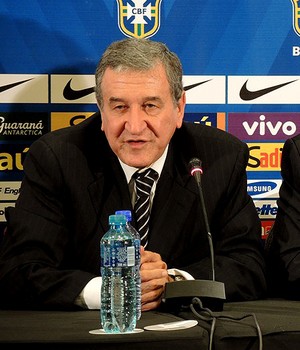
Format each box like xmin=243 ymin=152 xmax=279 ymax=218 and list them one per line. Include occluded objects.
xmin=119 ymin=145 xmax=168 ymax=184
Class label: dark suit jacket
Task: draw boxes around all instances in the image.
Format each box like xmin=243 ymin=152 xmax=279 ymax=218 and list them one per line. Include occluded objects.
xmin=266 ymin=134 xmax=300 ymax=299
xmin=0 ymin=112 xmax=266 ymax=309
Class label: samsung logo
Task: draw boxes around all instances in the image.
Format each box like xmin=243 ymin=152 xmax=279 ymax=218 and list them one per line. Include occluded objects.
xmin=247 ymin=179 xmax=282 ymax=199
xmin=247 ymin=181 xmax=277 ymax=196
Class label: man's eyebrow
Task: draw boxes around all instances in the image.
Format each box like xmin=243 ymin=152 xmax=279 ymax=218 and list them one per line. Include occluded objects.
xmin=108 ymin=96 xmax=163 ymax=103
xmin=143 ymin=96 xmax=163 ymax=102
xmin=109 ymin=97 xmax=124 ymax=103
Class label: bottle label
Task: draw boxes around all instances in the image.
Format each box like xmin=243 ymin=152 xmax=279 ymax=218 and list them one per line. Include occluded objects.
xmin=102 ymin=242 xmax=135 ymax=267
xmin=134 ymin=239 xmax=140 ymax=262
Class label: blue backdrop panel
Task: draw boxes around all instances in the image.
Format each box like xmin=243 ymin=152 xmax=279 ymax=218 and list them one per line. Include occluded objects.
xmin=1 ymin=0 xmax=300 ymax=234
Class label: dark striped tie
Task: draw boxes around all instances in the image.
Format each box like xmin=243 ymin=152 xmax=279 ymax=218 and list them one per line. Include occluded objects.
xmin=133 ymin=168 xmax=158 ymax=248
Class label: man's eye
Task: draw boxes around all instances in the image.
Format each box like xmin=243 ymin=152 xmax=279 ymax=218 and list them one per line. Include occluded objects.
xmin=114 ymin=105 xmax=126 ymax=110
xmin=145 ymin=103 xmax=157 ymax=109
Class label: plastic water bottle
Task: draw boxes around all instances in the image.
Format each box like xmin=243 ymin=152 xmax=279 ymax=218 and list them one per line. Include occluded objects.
xmin=100 ymin=214 xmax=136 ymax=333
xmin=115 ymin=210 xmax=141 ymax=320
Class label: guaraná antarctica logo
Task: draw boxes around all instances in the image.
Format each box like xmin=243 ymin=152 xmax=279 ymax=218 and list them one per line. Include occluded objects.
xmin=116 ymin=0 xmax=162 ymax=38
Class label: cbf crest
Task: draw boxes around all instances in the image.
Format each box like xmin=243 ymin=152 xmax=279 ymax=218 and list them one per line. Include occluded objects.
xmin=116 ymin=0 xmax=162 ymax=39
xmin=291 ymin=0 xmax=300 ymax=37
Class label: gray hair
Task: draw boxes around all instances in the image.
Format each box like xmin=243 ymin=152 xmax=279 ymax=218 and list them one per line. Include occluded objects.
xmin=95 ymin=38 xmax=183 ymax=108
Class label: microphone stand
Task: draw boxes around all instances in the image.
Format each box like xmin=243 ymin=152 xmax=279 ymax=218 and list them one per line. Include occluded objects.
xmin=162 ymin=159 xmax=226 ymax=312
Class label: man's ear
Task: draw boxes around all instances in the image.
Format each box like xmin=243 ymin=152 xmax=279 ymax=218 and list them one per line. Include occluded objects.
xmin=176 ymin=91 xmax=186 ymax=128
xmin=96 ymin=102 xmax=105 ymax=131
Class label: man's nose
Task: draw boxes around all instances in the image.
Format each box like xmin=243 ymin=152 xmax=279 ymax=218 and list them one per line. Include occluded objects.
xmin=125 ymin=106 xmax=146 ymax=133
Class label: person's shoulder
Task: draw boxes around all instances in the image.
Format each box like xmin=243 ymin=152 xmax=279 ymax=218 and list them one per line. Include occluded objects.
xmin=37 ymin=112 xmax=101 ymax=143
xmin=281 ymin=134 xmax=300 ymax=162
xmin=26 ymin=112 xmax=102 ymax=156
xmin=287 ymin=134 xmax=300 ymax=147
xmin=181 ymin=121 xmax=245 ymax=147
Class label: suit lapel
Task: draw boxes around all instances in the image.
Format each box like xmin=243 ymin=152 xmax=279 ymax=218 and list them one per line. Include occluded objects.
xmin=148 ymin=144 xmax=197 ymax=256
xmin=87 ymin=156 xmax=132 ymax=233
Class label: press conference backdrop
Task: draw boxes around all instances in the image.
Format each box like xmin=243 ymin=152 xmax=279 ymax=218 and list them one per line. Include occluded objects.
xmin=1 ymin=0 xmax=300 ymax=241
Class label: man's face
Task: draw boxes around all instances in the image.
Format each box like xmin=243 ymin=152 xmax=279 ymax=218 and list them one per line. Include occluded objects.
xmin=99 ymin=63 xmax=185 ymax=168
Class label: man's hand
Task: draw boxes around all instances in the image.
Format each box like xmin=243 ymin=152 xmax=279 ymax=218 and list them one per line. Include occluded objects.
xmin=140 ymin=247 xmax=170 ymax=311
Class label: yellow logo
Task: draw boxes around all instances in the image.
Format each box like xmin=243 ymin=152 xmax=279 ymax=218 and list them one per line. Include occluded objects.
xmin=291 ymin=0 xmax=300 ymax=36
xmin=116 ymin=0 xmax=162 ymax=39
xmin=51 ymin=112 xmax=94 ymax=131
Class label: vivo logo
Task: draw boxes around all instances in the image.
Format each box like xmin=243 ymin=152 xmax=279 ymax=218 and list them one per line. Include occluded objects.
xmin=247 ymin=181 xmax=277 ymax=196
xmin=243 ymin=115 xmax=296 ymax=136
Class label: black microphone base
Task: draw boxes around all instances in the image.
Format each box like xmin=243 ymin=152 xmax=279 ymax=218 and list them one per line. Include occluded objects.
xmin=162 ymin=279 xmax=226 ymax=312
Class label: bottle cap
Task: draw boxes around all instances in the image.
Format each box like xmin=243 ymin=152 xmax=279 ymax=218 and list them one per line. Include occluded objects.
xmin=115 ymin=210 xmax=132 ymax=222
xmin=109 ymin=214 xmax=127 ymax=225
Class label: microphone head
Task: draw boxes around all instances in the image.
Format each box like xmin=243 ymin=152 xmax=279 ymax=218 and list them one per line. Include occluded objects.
xmin=188 ymin=158 xmax=203 ymax=177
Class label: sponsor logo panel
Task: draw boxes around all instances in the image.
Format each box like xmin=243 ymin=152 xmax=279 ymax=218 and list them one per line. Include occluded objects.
xmin=51 ymin=112 xmax=94 ymax=131
xmin=0 ymin=112 xmax=49 ymax=141
xmin=183 ymin=76 xmax=225 ymax=104
xmin=261 ymin=220 xmax=274 ymax=240
xmin=51 ymin=75 xmax=96 ymax=104
xmin=0 ymin=202 xmax=15 ymax=223
xmin=228 ymin=76 xmax=300 ymax=104
xmin=247 ymin=143 xmax=283 ymax=171
xmin=0 ymin=143 xmax=31 ymax=181
xmin=0 ymin=181 xmax=21 ymax=201
xmin=228 ymin=113 xmax=300 ymax=141
xmin=116 ymin=0 xmax=162 ymax=39
xmin=255 ymin=199 xmax=278 ymax=220
xmin=184 ymin=112 xmax=226 ymax=130
xmin=0 ymin=74 xmax=48 ymax=103
xmin=247 ymin=179 xmax=281 ymax=199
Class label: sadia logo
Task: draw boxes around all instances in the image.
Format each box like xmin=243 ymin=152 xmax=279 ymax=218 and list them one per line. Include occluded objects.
xmin=51 ymin=112 xmax=94 ymax=131
xmin=116 ymin=0 xmax=162 ymax=39
xmin=291 ymin=0 xmax=300 ymax=37
xmin=247 ymin=143 xmax=283 ymax=171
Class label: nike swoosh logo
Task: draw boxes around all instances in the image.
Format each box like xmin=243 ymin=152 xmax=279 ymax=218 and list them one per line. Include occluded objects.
xmin=63 ymin=79 xmax=95 ymax=100
xmin=184 ymin=79 xmax=212 ymax=91
xmin=240 ymin=79 xmax=298 ymax=101
xmin=0 ymin=78 xmax=33 ymax=93
xmin=63 ymin=78 xmax=210 ymax=99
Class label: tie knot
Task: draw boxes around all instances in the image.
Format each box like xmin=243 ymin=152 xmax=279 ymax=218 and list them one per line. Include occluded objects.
xmin=134 ymin=168 xmax=158 ymax=189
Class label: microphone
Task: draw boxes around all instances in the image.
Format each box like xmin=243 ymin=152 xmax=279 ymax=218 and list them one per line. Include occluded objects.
xmin=189 ymin=157 xmax=203 ymax=185
xmin=162 ymin=158 xmax=226 ymax=312
xmin=188 ymin=158 xmax=215 ymax=281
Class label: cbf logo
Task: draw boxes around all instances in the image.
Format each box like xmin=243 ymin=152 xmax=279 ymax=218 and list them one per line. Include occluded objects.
xmin=116 ymin=0 xmax=162 ymax=39
xmin=291 ymin=0 xmax=300 ymax=37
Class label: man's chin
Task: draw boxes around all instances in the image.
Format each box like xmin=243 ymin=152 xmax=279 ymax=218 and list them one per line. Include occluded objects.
xmin=120 ymin=156 xmax=153 ymax=169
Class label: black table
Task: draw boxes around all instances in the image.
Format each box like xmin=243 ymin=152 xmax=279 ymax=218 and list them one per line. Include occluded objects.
xmin=1 ymin=299 xmax=300 ymax=349
xmin=180 ymin=298 xmax=300 ymax=349
xmin=0 ymin=309 xmax=206 ymax=349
